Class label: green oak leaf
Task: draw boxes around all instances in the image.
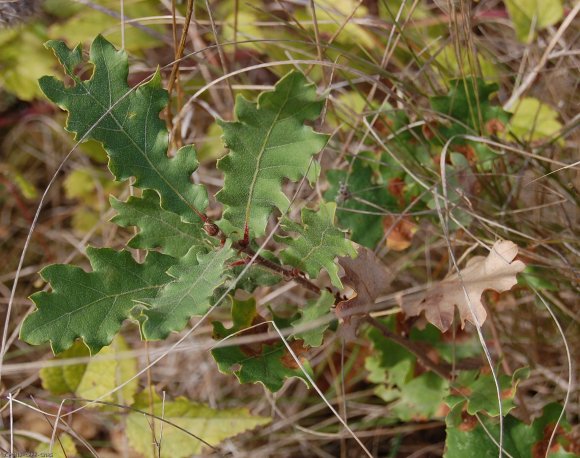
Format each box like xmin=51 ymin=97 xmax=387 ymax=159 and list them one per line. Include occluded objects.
xmin=111 ymin=190 xmax=207 ymax=258
xmin=20 ymin=249 xmax=175 ymax=354
xmin=392 ymin=372 xmax=449 ymax=421
xmin=445 ymin=403 xmax=573 ymax=458
xmin=216 ymin=71 xmax=329 ymax=239
xmin=325 ymin=153 xmax=398 ymax=248
xmin=366 ymin=319 xmax=416 ymax=388
xmin=127 ymin=394 xmax=271 ymax=458
xmin=292 ymin=291 xmax=335 ymax=347
xmin=139 ymin=242 xmax=234 ymax=340
xmin=39 ymin=35 xmax=207 ymax=221
xmin=211 ymin=297 xmax=310 ymax=392
xmin=276 ymin=202 xmax=357 ymax=289
xmin=213 ymin=343 xmax=308 ymax=393
xmin=446 ymin=367 xmax=530 ymax=417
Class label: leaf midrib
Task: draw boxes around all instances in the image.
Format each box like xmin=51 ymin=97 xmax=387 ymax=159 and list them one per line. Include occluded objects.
xmin=244 ymin=90 xmax=291 ymax=230
xmin=32 ymin=283 xmax=166 ymax=331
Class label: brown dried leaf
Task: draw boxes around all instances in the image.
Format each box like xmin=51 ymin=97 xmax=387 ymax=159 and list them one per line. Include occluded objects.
xmin=401 ymin=241 xmax=526 ymax=332
xmin=336 ymin=244 xmax=392 ymax=319
xmin=383 ymin=216 xmax=418 ymax=251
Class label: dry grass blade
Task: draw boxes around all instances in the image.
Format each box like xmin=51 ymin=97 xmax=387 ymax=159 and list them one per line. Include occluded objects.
xmin=1 ymin=0 xmax=577 ymax=456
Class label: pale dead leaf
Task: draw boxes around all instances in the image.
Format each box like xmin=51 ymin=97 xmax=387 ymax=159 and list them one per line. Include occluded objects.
xmin=401 ymin=241 xmax=526 ymax=332
xmin=336 ymin=244 xmax=392 ymax=320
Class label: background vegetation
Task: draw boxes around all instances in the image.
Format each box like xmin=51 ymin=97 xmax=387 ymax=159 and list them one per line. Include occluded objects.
xmin=0 ymin=0 xmax=577 ymax=456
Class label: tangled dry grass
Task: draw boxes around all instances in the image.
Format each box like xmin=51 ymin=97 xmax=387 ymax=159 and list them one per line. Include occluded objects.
xmin=0 ymin=0 xmax=578 ymax=456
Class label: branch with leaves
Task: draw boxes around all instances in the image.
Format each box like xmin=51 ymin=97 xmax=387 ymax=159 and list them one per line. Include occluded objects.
xmin=19 ymin=37 xmax=355 ymax=389
xmin=20 ymin=36 xmax=530 ymax=396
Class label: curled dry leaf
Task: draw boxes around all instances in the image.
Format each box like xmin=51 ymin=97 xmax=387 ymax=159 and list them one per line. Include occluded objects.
xmin=401 ymin=241 xmax=526 ymax=332
xmin=383 ymin=215 xmax=418 ymax=251
xmin=336 ymin=244 xmax=392 ymax=320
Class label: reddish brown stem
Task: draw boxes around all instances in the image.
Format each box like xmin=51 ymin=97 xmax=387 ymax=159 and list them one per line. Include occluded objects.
xmin=239 ymin=245 xmax=322 ymax=295
xmin=165 ymin=0 xmax=194 ymax=148
xmin=241 ymin=223 xmax=250 ymax=248
xmin=194 ymin=209 xmax=321 ymax=295
xmin=229 ymin=259 xmax=248 ymax=268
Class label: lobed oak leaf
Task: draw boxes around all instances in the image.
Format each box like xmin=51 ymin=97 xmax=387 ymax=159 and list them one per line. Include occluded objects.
xmin=139 ymin=242 xmax=234 ymax=340
xmin=20 ymin=249 xmax=176 ymax=354
xmin=211 ymin=297 xmax=310 ymax=392
xmin=291 ymin=290 xmax=335 ymax=347
xmin=277 ymin=202 xmax=357 ymax=289
xmin=401 ymin=240 xmax=526 ymax=332
xmin=111 ymin=190 xmax=207 ymax=258
xmin=216 ymin=71 xmax=328 ymax=239
xmin=39 ymin=36 xmax=207 ymax=221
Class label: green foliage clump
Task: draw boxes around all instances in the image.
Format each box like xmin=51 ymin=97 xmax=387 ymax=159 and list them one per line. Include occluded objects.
xmin=14 ymin=24 xmax=569 ymax=456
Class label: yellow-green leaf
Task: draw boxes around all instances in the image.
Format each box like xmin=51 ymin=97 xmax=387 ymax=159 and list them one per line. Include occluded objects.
xmin=75 ymin=335 xmax=138 ymax=405
xmin=40 ymin=336 xmax=138 ymax=406
xmin=36 ymin=434 xmax=77 ymax=458
xmin=63 ymin=168 xmax=96 ymax=200
xmin=47 ymin=0 xmax=162 ymax=52
xmin=298 ymin=0 xmax=375 ymax=48
xmin=0 ymin=27 xmax=54 ymax=100
xmin=127 ymin=396 xmax=271 ymax=458
xmin=507 ymin=97 xmax=563 ymax=143
xmin=435 ymin=45 xmax=497 ymax=81
xmin=39 ymin=341 xmax=90 ymax=395
xmin=505 ymin=0 xmax=564 ymax=43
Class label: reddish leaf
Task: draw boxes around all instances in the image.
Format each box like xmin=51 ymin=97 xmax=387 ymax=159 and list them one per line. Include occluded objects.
xmin=336 ymin=244 xmax=392 ymax=320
